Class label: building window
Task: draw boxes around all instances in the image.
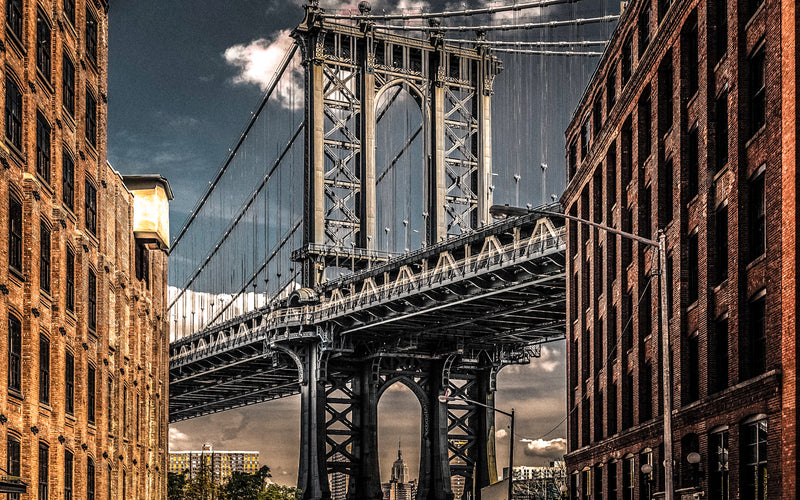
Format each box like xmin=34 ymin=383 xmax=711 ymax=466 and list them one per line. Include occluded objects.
xmin=40 ymin=334 xmax=50 ymax=404
xmin=623 ymin=456 xmax=635 ymax=500
xmin=748 ymin=170 xmax=765 ymax=261
xmin=749 ymin=47 xmax=766 ymax=136
xmin=621 ymin=36 xmax=632 ymax=86
xmin=7 ymin=435 xmax=21 ymax=500
xmin=658 ymin=0 xmax=672 ymax=21
xmin=88 ymin=364 xmax=96 ymax=424
xmin=658 ymin=55 xmax=673 ymax=136
xmin=88 ymin=457 xmax=96 ymax=500
xmin=40 ymin=222 xmax=51 ymax=293
xmin=638 ymin=91 xmax=652 ymax=161
xmin=659 ymin=158 xmax=673 ymax=227
xmin=66 ymin=351 xmax=75 ymax=415
xmin=582 ymin=468 xmax=592 ymax=499
xmin=710 ymin=317 xmax=729 ymax=393
xmin=5 ymin=76 xmax=22 ymax=151
xmin=640 ymin=450 xmax=653 ymax=500
xmin=622 ymin=118 xmax=633 ymax=186
xmin=108 ymin=466 xmax=113 ymax=500
xmin=715 ymin=92 xmax=728 ymax=172
xmin=638 ymin=3 xmax=651 ymax=55
xmin=608 ymin=462 xmax=618 ymax=499
xmin=63 ymin=150 xmax=75 ymax=210
xmin=35 ymin=113 xmax=52 ymax=183
xmin=622 ymin=371 xmax=634 ymax=430
xmin=64 ymin=0 xmax=76 ymax=26
xmin=686 ymin=17 xmax=699 ymax=96
xmin=569 ymin=141 xmax=578 ymax=180
xmin=581 ymin=117 xmax=590 ymax=159
xmin=65 ymin=449 xmax=73 ymax=500
xmin=713 ymin=204 xmax=728 ymax=285
xmin=88 ymin=269 xmax=97 ymax=333
xmin=746 ymin=0 xmax=764 ymax=19
xmin=36 ymin=13 xmax=52 ymax=81
xmin=85 ymin=179 xmax=98 ymax=235
xmin=9 ymin=194 xmax=23 ymax=273
xmin=741 ymin=419 xmax=767 ymax=500
xmin=8 ymin=315 xmax=22 ymax=394
xmin=63 ymin=55 xmax=76 ymax=116
xmin=688 ymin=232 xmax=699 ymax=304
xmin=666 ymin=253 xmax=674 ymax=318
xmin=714 ymin=0 xmax=727 ymax=63
xmin=6 ymin=0 xmax=22 ymax=41
xmin=85 ymin=89 xmax=98 ymax=147
xmin=686 ymin=332 xmax=700 ymax=403
xmin=123 ymin=385 xmax=129 ymax=437
xmin=681 ymin=434 xmax=700 ymax=487
xmin=607 ymin=66 xmax=617 ymax=112
xmin=709 ymin=429 xmax=729 ymax=500
xmin=39 ymin=442 xmax=49 ymax=500
xmin=85 ymin=8 xmax=98 ymax=65
xmin=743 ymin=294 xmax=767 ymax=379
xmin=640 ymin=362 xmax=653 ymax=422
xmin=135 ymin=241 xmax=150 ymax=286
xmin=66 ymin=247 xmax=75 ymax=312
xmin=687 ymin=127 xmax=699 ymax=200
xmin=108 ymin=377 xmax=114 ymax=430
xmin=594 ymin=389 xmax=604 ymax=442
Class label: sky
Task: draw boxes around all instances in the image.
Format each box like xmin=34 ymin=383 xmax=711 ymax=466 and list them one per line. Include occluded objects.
xmin=107 ymin=0 xmax=618 ymax=487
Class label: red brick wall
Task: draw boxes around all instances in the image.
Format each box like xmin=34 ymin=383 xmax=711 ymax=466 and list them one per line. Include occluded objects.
xmin=562 ymin=0 xmax=796 ymax=497
xmin=0 ymin=1 xmax=168 ymax=498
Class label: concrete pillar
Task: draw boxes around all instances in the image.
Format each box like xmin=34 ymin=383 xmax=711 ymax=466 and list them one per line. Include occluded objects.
xmin=470 ymin=367 xmax=499 ymax=498
xmin=417 ymin=362 xmax=454 ymax=500
xmin=430 ymin=79 xmax=447 ymax=244
xmin=350 ymin=362 xmax=382 ymax=498
xmin=477 ymin=53 xmax=493 ymax=227
xmin=360 ymin=45 xmax=377 ymax=251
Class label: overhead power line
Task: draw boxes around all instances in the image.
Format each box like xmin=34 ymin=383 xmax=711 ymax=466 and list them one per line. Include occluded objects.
xmin=491 ymin=47 xmax=604 ymax=56
xmin=450 ymin=39 xmax=608 ymax=47
xmin=374 ymin=15 xmax=619 ymax=32
xmin=322 ymin=0 xmax=577 ymax=21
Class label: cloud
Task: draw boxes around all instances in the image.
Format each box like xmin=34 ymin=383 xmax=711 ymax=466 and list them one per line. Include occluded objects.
xmin=523 ymin=438 xmax=567 ymax=459
xmin=496 ymin=428 xmax=508 ymax=439
xmin=169 ymin=428 xmax=190 ymax=450
xmin=223 ymin=30 xmax=304 ymax=110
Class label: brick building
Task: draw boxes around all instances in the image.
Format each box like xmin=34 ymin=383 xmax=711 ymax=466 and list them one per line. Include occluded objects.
xmin=562 ymin=0 xmax=797 ymax=498
xmin=0 ymin=0 xmax=172 ymax=499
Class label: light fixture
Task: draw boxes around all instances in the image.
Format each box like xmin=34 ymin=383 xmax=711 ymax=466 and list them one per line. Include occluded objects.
xmin=687 ymin=452 xmax=701 ymax=464
xmin=641 ymin=463 xmax=653 ymax=474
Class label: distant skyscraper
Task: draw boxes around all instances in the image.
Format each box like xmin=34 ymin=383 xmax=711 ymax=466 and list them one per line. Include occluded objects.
xmin=329 ymin=452 xmax=349 ymax=500
xmin=169 ymin=443 xmax=260 ymax=485
xmin=381 ymin=443 xmax=417 ymax=500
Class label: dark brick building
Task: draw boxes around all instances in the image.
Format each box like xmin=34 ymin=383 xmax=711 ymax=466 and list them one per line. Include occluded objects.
xmin=562 ymin=0 xmax=798 ymax=497
xmin=0 ymin=0 xmax=172 ymax=498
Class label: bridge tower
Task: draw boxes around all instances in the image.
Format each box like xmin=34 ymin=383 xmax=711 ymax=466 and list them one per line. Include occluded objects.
xmin=292 ymin=1 xmax=502 ymax=288
xmin=288 ymin=3 xmax=504 ymax=499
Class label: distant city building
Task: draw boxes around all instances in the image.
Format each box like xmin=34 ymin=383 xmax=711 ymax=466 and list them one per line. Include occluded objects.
xmin=381 ymin=444 xmax=417 ymax=500
xmin=329 ymin=451 xmax=349 ymax=500
xmin=169 ymin=444 xmax=260 ymax=484
xmin=563 ymin=0 xmax=798 ymax=497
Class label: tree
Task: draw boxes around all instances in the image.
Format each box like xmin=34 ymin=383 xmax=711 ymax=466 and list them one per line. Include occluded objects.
xmin=260 ymin=484 xmax=301 ymax=500
xmin=220 ymin=466 xmax=272 ymax=500
xmin=168 ymin=472 xmax=188 ymax=500
xmin=184 ymin=463 xmax=219 ymax=500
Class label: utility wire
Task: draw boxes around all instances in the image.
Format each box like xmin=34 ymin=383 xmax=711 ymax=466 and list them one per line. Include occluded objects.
xmin=374 ymin=15 xmax=619 ymax=32
xmin=321 ymin=0 xmax=578 ymax=21
xmin=447 ymin=39 xmax=608 ymax=47
xmin=491 ymin=48 xmax=604 ymax=56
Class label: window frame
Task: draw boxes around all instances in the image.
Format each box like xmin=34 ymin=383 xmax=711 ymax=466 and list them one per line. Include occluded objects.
xmin=66 ymin=246 xmax=76 ymax=313
xmin=85 ymin=178 xmax=98 ymax=235
xmin=63 ymin=149 xmax=76 ymax=210
xmin=36 ymin=113 xmax=53 ymax=184
xmin=88 ymin=268 xmax=97 ymax=333
xmin=88 ymin=364 xmax=96 ymax=424
xmin=748 ymin=167 xmax=766 ymax=261
xmin=36 ymin=11 xmax=52 ymax=82
xmin=62 ymin=53 xmax=76 ymax=117
xmin=40 ymin=221 xmax=52 ymax=293
xmin=7 ymin=434 xmax=21 ymax=500
xmin=5 ymin=75 xmax=23 ymax=152
xmin=85 ymin=8 xmax=99 ymax=66
xmin=709 ymin=428 xmax=730 ymax=500
xmin=748 ymin=45 xmax=766 ymax=136
xmin=85 ymin=88 xmax=98 ymax=148
xmin=64 ymin=448 xmax=73 ymax=500
xmin=741 ymin=418 xmax=768 ymax=500
xmin=63 ymin=0 xmax=76 ymax=27
xmin=39 ymin=333 xmax=51 ymax=404
xmin=8 ymin=314 xmax=22 ymax=394
xmin=9 ymin=193 xmax=23 ymax=273
xmin=39 ymin=442 xmax=50 ymax=500
xmin=65 ymin=350 xmax=75 ymax=415
xmin=5 ymin=0 xmax=23 ymax=44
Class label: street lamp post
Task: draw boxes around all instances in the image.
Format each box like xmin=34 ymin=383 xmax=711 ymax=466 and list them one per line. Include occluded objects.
xmin=489 ymin=204 xmax=675 ymax=500
xmin=439 ymin=394 xmax=516 ymax=500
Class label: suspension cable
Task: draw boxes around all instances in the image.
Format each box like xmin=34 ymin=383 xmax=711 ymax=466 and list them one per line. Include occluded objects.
xmin=169 ymin=42 xmax=298 ymax=253
xmin=374 ymin=15 xmax=619 ymax=33
xmin=321 ymin=0 xmax=578 ymax=21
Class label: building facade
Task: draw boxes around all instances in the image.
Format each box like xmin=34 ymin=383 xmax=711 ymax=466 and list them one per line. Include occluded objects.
xmin=562 ymin=0 xmax=798 ymax=498
xmin=381 ymin=445 xmax=417 ymax=500
xmin=168 ymin=444 xmax=260 ymax=485
xmin=0 ymin=0 xmax=171 ymax=498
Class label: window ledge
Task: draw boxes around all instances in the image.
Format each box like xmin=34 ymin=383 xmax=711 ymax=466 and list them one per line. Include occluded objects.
xmin=744 ymin=3 xmax=766 ymax=31
xmin=745 ymin=125 xmax=766 ymax=149
xmin=5 ymin=140 xmax=26 ymax=164
xmin=35 ymin=173 xmax=55 ymax=197
xmin=711 ymin=279 xmax=728 ymax=293
xmin=712 ymin=164 xmax=729 ymax=182
xmin=39 ymin=402 xmax=52 ymax=412
xmin=7 ymin=389 xmax=23 ymax=401
xmin=39 ymin=290 xmax=52 ymax=304
xmin=746 ymin=253 xmax=767 ymax=272
xmin=686 ymin=90 xmax=700 ymax=109
xmin=66 ymin=413 xmax=76 ymax=422
xmin=713 ymin=52 xmax=728 ymax=73
xmin=5 ymin=28 xmax=25 ymax=56
xmin=36 ymin=70 xmax=54 ymax=95
xmin=61 ymin=110 xmax=76 ymax=130
xmin=9 ymin=266 xmax=25 ymax=283
xmin=687 ymin=301 xmax=698 ymax=313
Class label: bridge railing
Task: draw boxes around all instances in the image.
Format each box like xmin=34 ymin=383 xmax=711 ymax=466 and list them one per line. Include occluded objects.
xmin=170 ymin=226 xmax=565 ymax=363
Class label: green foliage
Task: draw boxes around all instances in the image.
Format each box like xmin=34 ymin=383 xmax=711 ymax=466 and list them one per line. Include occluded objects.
xmin=168 ymin=472 xmax=188 ymax=500
xmin=169 ymin=463 xmax=300 ymax=500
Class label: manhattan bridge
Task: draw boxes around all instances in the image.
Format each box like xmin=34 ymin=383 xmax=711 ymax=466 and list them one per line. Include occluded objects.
xmin=167 ymin=1 xmax=615 ymax=498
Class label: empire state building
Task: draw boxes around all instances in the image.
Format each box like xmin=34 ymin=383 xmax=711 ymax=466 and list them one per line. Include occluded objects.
xmin=382 ymin=443 xmax=418 ymax=500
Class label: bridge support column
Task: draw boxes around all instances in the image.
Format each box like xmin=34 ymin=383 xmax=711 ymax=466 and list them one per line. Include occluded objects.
xmin=297 ymin=342 xmax=331 ymax=500
xmin=469 ymin=367 xmax=499 ymax=497
xmin=418 ymin=361 xmax=455 ymax=500
xmin=349 ymin=361 xmax=382 ymax=499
